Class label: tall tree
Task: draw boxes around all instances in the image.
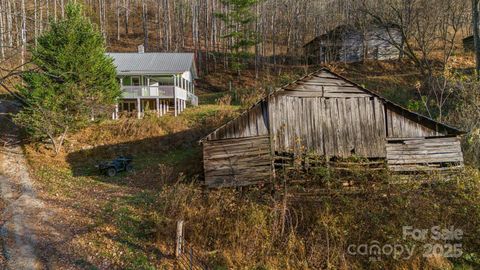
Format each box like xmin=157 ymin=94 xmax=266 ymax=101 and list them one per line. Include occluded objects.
xmin=215 ymin=0 xmax=260 ymax=76
xmin=473 ymin=0 xmax=480 ymax=76
xmin=15 ymin=2 xmax=121 ymax=154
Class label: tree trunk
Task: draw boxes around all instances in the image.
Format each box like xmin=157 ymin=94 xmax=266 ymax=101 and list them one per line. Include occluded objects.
xmin=142 ymin=0 xmax=148 ymax=50
xmin=473 ymin=0 xmax=480 ymax=77
xmin=0 ymin=0 xmax=4 ymax=60
xmin=124 ymin=0 xmax=129 ymax=35
xmin=116 ymin=0 xmax=120 ymax=41
xmin=21 ymin=0 xmax=26 ymax=69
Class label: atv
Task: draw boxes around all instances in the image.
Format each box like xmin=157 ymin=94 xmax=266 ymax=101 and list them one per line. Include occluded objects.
xmin=97 ymin=156 xmax=133 ymax=177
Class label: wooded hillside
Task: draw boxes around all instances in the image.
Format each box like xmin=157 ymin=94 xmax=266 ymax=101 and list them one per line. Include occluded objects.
xmin=0 ymin=0 xmax=474 ymax=76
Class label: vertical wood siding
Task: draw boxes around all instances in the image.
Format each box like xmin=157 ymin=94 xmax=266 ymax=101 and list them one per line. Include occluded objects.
xmin=269 ymin=95 xmax=386 ymax=158
xmin=386 ymin=105 xmax=443 ymax=138
xmin=203 ymin=135 xmax=272 ymax=188
xmin=205 ymin=101 xmax=269 ymax=141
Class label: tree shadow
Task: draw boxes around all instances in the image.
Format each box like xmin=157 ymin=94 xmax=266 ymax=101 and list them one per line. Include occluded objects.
xmin=65 ymin=127 xmax=205 ymax=189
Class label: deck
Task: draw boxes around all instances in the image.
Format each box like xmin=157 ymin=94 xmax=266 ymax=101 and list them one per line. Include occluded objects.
xmin=121 ymin=86 xmax=198 ymax=106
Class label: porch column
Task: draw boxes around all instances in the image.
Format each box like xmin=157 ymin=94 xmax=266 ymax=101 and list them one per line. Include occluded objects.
xmin=156 ymin=98 xmax=160 ymax=117
xmin=137 ymin=98 xmax=141 ymax=119
xmin=174 ymin=98 xmax=177 ymax=116
xmin=112 ymin=104 xmax=119 ymax=120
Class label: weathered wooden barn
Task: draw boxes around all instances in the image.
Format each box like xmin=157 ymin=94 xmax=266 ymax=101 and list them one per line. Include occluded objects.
xmin=304 ymin=25 xmax=402 ymax=64
xmin=200 ymin=68 xmax=464 ymax=188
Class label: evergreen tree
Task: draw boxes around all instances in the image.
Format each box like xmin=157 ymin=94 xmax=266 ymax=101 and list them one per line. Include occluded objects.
xmin=15 ymin=2 xmax=121 ymax=154
xmin=215 ymin=0 xmax=259 ymax=76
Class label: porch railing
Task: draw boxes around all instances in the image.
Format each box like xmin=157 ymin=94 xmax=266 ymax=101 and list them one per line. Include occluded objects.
xmin=122 ymin=85 xmax=175 ymax=98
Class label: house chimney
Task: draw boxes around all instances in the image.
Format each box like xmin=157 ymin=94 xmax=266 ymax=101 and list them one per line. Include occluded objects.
xmin=138 ymin=44 xmax=145 ymax=53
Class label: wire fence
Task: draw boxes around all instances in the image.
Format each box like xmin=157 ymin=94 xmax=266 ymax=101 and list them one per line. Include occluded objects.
xmin=176 ymin=238 xmax=209 ymax=270
xmin=175 ymin=220 xmax=209 ymax=270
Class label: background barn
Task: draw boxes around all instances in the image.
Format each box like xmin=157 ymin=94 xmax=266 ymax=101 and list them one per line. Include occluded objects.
xmin=303 ymin=25 xmax=403 ymax=64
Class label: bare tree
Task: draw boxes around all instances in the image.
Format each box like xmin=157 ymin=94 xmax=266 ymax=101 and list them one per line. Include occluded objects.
xmin=473 ymin=0 xmax=480 ymax=76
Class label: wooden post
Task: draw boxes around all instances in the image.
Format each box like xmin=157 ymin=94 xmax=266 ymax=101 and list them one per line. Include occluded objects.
xmin=156 ymin=98 xmax=160 ymax=117
xmin=175 ymin=220 xmax=184 ymax=257
xmin=174 ymin=98 xmax=177 ymax=116
xmin=136 ymin=98 xmax=141 ymax=119
xmin=113 ymin=104 xmax=119 ymax=120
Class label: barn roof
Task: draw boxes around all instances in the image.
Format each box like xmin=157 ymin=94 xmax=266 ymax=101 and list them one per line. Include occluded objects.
xmin=106 ymin=52 xmax=197 ymax=77
xmin=200 ymin=68 xmax=463 ymax=143
xmin=463 ymin=35 xmax=473 ymax=42
xmin=303 ymin=24 xmax=401 ymax=48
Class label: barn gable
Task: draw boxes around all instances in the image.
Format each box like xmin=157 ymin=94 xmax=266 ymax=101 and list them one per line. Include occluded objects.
xmin=201 ymin=68 xmax=464 ymax=188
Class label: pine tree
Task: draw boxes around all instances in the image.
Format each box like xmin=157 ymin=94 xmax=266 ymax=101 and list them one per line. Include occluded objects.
xmin=15 ymin=2 xmax=121 ymax=155
xmin=215 ymin=0 xmax=259 ymax=76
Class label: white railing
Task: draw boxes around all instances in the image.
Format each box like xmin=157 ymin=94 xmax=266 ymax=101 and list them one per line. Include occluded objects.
xmin=188 ymin=92 xmax=198 ymax=106
xmin=121 ymin=80 xmax=198 ymax=107
xmin=122 ymin=86 xmax=175 ymax=98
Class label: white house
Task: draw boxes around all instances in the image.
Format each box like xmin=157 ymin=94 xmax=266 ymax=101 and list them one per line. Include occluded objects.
xmin=108 ymin=45 xmax=198 ymax=119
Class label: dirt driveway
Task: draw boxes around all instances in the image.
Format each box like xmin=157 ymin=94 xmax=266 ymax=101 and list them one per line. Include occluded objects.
xmin=0 ymin=100 xmax=70 ymax=270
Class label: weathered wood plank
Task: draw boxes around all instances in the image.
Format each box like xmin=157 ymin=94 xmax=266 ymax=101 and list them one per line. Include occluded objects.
xmin=386 ymin=136 xmax=463 ymax=171
xmin=204 ymin=135 xmax=272 ymax=188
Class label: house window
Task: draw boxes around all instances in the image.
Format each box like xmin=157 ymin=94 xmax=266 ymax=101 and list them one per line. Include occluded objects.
xmin=121 ymin=76 xmax=141 ymax=86
xmin=149 ymin=75 xmax=174 ymax=86
xmin=131 ymin=76 xmax=141 ymax=86
xmin=122 ymin=76 xmax=132 ymax=86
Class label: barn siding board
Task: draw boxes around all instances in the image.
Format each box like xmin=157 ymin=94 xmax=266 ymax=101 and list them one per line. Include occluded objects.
xmin=386 ymin=137 xmax=463 ymax=171
xmin=203 ymin=135 xmax=272 ymax=188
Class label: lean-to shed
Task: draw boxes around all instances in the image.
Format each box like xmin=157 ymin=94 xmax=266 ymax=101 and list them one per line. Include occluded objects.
xmin=200 ymin=68 xmax=464 ymax=188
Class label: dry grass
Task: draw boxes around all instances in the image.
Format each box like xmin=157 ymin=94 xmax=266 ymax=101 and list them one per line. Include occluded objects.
xmin=138 ymin=168 xmax=480 ymax=269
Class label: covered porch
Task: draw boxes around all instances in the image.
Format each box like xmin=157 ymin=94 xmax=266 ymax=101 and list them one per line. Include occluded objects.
xmin=112 ymin=97 xmax=187 ymax=119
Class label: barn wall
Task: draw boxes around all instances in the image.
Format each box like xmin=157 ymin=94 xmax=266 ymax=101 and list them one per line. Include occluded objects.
xmin=269 ymin=95 xmax=386 ymax=158
xmin=386 ymin=137 xmax=463 ymax=172
xmin=365 ymin=27 xmax=401 ymax=60
xmin=203 ymin=135 xmax=272 ymax=188
xmin=386 ymin=105 xmax=443 ymax=138
xmin=340 ymin=31 xmax=364 ymax=63
xmin=206 ymin=101 xmax=269 ymax=141
xmin=463 ymin=36 xmax=474 ymax=52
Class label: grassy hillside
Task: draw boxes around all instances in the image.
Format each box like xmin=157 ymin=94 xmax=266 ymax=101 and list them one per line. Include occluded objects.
xmin=20 ymin=57 xmax=480 ymax=269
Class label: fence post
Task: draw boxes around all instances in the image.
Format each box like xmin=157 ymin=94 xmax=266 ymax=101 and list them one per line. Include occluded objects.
xmin=176 ymin=220 xmax=184 ymax=257
xmin=189 ymin=246 xmax=193 ymax=270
